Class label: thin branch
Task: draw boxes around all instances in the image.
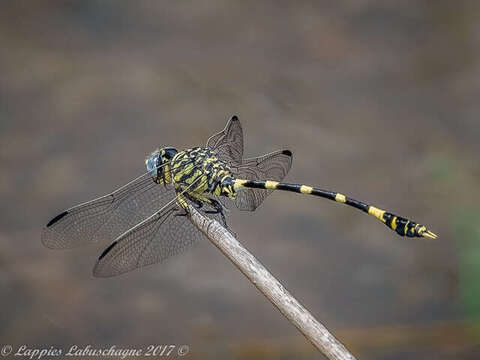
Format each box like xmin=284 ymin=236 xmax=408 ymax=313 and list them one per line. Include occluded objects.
xmin=187 ymin=205 xmax=357 ymax=360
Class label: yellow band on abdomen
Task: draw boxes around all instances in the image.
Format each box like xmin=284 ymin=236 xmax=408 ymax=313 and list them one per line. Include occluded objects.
xmin=391 ymin=216 xmax=397 ymax=230
xmin=234 ymin=179 xmax=248 ymax=190
xmin=265 ymin=180 xmax=279 ymax=189
xmin=368 ymin=206 xmax=386 ymax=222
xmin=300 ymin=185 xmax=313 ymax=194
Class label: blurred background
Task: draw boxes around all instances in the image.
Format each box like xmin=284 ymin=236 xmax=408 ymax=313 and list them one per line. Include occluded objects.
xmin=1 ymin=1 xmax=480 ymax=359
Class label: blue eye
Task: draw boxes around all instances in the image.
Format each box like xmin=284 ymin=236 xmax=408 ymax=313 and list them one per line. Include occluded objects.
xmin=146 ymin=152 xmax=160 ymax=176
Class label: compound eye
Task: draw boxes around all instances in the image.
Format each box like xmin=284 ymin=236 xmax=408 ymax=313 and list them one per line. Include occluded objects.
xmin=145 ymin=152 xmax=161 ymax=177
xmin=163 ymin=147 xmax=178 ymax=160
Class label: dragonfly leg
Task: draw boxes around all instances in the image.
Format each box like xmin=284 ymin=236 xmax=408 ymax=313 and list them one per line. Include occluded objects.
xmin=173 ymin=208 xmax=188 ymax=217
xmin=174 ymin=193 xmax=190 ymax=217
xmin=184 ymin=193 xmax=204 ymax=209
xmin=203 ymin=198 xmax=227 ymax=227
xmin=181 ymin=191 xmax=232 ymax=232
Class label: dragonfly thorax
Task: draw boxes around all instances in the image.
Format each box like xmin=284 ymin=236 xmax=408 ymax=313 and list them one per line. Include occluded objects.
xmin=167 ymin=147 xmax=237 ymax=199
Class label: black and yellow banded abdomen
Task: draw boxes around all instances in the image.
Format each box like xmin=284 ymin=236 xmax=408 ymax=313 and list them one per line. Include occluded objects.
xmin=233 ymin=179 xmax=437 ymax=239
xmin=382 ymin=212 xmax=430 ymax=238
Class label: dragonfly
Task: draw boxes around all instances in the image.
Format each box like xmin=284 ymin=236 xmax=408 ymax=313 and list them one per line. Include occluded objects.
xmin=42 ymin=116 xmax=437 ymax=277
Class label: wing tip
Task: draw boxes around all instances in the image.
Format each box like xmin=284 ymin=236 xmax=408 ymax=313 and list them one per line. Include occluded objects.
xmin=46 ymin=211 xmax=69 ymax=227
xmin=40 ymin=232 xmax=56 ymax=249
xmin=92 ymin=265 xmax=108 ymax=278
xmin=93 ymin=241 xmax=119 ymax=278
xmin=92 ymin=266 xmax=111 ymax=278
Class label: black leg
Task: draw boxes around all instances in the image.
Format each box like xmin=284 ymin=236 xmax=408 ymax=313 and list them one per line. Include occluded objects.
xmin=185 ymin=193 xmax=204 ymax=209
xmin=174 ymin=207 xmax=189 ymax=217
xmin=204 ymin=198 xmax=227 ymax=227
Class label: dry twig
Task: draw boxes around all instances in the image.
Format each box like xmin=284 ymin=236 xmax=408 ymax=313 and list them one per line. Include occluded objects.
xmin=187 ymin=205 xmax=357 ymax=360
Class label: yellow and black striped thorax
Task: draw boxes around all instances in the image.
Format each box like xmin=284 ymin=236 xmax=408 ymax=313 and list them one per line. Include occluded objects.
xmin=169 ymin=147 xmax=236 ymax=197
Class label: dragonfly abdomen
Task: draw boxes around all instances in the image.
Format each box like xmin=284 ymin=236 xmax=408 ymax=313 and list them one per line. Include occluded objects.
xmin=233 ymin=179 xmax=436 ymax=239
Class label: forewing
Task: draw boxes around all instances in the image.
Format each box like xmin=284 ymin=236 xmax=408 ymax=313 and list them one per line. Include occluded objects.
xmin=93 ymin=196 xmax=227 ymax=277
xmin=233 ymin=150 xmax=293 ymax=211
xmin=206 ymin=115 xmax=243 ymax=165
xmin=41 ymin=170 xmax=176 ymax=249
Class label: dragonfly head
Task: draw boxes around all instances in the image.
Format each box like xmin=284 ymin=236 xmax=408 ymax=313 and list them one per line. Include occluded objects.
xmin=146 ymin=147 xmax=178 ymax=184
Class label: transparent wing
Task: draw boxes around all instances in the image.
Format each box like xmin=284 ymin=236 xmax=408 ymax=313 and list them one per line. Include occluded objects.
xmin=93 ymin=184 xmax=227 ymax=277
xmin=206 ymin=115 xmax=243 ymax=165
xmin=41 ymin=163 xmax=178 ymax=249
xmin=233 ymin=149 xmax=293 ymax=211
